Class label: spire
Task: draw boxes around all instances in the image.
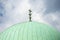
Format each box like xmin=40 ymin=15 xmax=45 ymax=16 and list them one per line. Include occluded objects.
xmin=29 ymin=9 xmax=32 ymax=22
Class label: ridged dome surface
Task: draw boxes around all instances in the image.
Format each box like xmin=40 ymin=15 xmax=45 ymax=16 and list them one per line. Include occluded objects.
xmin=0 ymin=22 xmax=60 ymax=40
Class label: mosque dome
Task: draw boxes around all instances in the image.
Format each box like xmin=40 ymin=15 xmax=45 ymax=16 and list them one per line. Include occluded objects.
xmin=0 ymin=21 xmax=60 ymax=40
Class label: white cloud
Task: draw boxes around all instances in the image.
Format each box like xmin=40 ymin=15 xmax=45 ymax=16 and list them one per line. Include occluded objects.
xmin=0 ymin=0 xmax=60 ymax=32
xmin=32 ymin=12 xmax=48 ymax=24
xmin=0 ymin=0 xmax=31 ymax=32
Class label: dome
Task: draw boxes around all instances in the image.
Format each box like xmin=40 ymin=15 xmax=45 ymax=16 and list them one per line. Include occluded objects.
xmin=0 ymin=22 xmax=60 ymax=40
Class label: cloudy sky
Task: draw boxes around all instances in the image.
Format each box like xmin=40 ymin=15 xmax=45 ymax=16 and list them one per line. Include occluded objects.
xmin=0 ymin=0 xmax=60 ymax=32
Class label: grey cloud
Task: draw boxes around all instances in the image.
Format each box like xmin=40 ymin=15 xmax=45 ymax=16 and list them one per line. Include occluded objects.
xmin=44 ymin=0 xmax=60 ymax=13
xmin=29 ymin=0 xmax=45 ymax=13
xmin=29 ymin=0 xmax=60 ymax=14
xmin=0 ymin=0 xmax=22 ymax=24
xmin=0 ymin=0 xmax=60 ymax=32
xmin=29 ymin=0 xmax=60 ymax=31
xmin=43 ymin=12 xmax=60 ymax=31
xmin=0 ymin=0 xmax=28 ymax=32
xmin=0 ymin=2 xmax=6 ymax=23
xmin=44 ymin=0 xmax=60 ymax=30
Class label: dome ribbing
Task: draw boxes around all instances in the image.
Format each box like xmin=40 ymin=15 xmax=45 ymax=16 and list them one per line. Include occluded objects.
xmin=0 ymin=22 xmax=60 ymax=40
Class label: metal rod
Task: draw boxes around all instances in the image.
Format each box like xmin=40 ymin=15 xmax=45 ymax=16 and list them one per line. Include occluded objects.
xmin=29 ymin=9 xmax=32 ymax=22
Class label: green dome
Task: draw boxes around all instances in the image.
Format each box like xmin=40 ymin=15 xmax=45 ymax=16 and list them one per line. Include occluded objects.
xmin=0 ymin=22 xmax=60 ymax=40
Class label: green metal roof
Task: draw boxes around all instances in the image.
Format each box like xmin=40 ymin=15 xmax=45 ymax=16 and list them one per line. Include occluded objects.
xmin=0 ymin=22 xmax=60 ymax=40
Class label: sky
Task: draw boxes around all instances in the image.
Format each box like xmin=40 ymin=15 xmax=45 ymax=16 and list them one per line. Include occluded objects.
xmin=0 ymin=0 xmax=60 ymax=32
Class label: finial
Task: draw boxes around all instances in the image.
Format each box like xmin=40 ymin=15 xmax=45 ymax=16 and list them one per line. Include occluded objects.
xmin=29 ymin=9 xmax=32 ymax=22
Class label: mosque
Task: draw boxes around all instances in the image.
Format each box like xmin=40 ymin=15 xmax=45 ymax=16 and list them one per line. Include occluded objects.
xmin=0 ymin=10 xmax=60 ymax=40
